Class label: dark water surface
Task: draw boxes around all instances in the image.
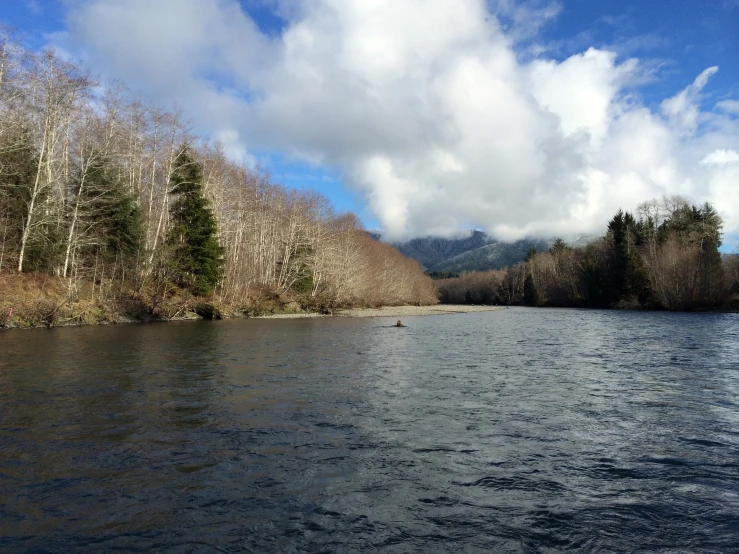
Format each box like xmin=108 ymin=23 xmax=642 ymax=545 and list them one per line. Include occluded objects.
xmin=1 ymin=308 xmax=739 ymax=552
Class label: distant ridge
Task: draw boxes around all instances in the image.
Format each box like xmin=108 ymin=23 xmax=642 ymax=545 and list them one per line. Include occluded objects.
xmin=392 ymin=231 xmax=596 ymax=273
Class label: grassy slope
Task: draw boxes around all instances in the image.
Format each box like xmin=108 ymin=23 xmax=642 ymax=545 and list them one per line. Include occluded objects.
xmin=0 ymin=273 xmax=306 ymax=329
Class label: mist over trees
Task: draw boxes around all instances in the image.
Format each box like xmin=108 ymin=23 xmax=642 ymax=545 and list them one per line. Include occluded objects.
xmin=0 ymin=32 xmax=436 ymax=323
xmin=438 ymin=196 xmax=738 ymax=311
xmin=395 ymin=232 xmax=552 ymax=274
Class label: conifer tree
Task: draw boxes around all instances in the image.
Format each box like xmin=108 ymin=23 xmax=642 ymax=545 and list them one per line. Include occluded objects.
xmin=656 ymin=201 xmax=724 ymax=306
xmin=608 ymin=210 xmax=650 ymax=304
xmin=0 ymin=131 xmax=61 ymax=273
xmin=0 ymin=131 xmax=37 ymax=269
xmin=67 ymin=153 xmax=142 ymax=277
xmin=523 ymin=272 xmax=539 ymax=306
xmin=549 ymin=238 xmax=569 ymax=255
xmin=166 ymin=146 xmax=224 ymax=296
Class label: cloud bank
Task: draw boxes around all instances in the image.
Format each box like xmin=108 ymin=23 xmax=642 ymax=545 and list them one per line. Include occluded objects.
xmin=61 ymin=0 xmax=739 ymax=240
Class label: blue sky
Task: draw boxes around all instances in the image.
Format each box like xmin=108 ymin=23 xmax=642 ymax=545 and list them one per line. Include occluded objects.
xmin=1 ymin=0 xmax=738 ymax=246
xmin=9 ymin=1 xmax=734 ymax=105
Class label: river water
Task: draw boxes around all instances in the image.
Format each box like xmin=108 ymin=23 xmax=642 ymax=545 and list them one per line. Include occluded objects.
xmin=1 ymin=308 xmax=738 ymax=552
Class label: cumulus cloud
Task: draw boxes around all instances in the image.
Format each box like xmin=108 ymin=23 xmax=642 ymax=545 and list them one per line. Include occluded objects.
xmin=700 ymin=149 xmax=739 ymax=166
xmin=59 ymin=0 xmax=739 ymax=240
xmin=64 ymin=0 xmax=268 ymax=161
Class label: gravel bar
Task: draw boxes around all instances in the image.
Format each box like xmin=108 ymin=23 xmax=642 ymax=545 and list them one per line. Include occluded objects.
xmin=256 ymin=305 xmax=505 ymax=319
xmin=337 ymin=305 xmax=505 ymax=318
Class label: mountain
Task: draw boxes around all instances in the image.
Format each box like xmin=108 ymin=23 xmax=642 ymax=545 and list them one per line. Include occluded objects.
xmin=394 ymin=230 xmax=490 ymax=268
xmin=394 ymin=232 xmax=596 ymax=273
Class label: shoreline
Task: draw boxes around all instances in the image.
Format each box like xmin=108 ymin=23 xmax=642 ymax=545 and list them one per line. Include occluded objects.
xmin=256 ymin=305 xmax=506 ymax=319
xmin=0 ymin=304 xmax=506 ymax=330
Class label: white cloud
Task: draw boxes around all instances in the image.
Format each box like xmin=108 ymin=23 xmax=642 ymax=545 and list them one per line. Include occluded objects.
xmin=528 ymin=48 xmax=637 ymax=146
xmin=212 ymin=128 xmax=257 ymax=168
xmin=487 ymin=0 xmax=563 ymax=42
xmin=700 ymin=149 xmax=739 ymax=166
xmin=716 ymin=99 xmax=739 ymax=115
xmin=63 ymin=0 xmax=267 ymax=161
xmin=660 ymin=66 xmax=718 ymax=136
xmin=59 ymin=0 xmax=739 ymax=240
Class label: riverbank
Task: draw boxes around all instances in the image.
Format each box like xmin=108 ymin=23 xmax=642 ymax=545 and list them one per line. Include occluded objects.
xmin=2 ymin=272 xmax=475 ymax=330
xmin=0 ymin=302 xmax=504 ymax=328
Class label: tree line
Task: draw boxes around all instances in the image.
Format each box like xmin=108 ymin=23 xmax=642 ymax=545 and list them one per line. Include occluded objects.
xmin=0 ymin=31 xmax=436 ymax=323
xmin=438 ymin=197 xmax=739 ymax=311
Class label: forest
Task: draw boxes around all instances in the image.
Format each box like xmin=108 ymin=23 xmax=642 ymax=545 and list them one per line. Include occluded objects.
xmin=0 ymin=32 xmax=436 ymax=327
xmin=437 ymin=197 xmax=739 ymax=311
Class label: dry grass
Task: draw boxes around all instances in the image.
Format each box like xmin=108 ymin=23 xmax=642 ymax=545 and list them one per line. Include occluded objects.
xmin=0 ymin=273 xmax=485 ymax=328
xmin=0 ymin=273 xmax=327 ymax=328
xmin=0 ymin=273 xmax=124 ymax=328
xmin=0 ymin=273 xmax=67 ymax=328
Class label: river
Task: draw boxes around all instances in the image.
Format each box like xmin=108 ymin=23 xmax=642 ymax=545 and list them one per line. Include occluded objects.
xmin=1 ymin=308 xmax=738 ymax=552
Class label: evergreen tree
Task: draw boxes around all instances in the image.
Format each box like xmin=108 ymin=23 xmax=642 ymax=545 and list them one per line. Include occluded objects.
xmin=71 ymin=154 xmax=142 ymax=273
xmin=607 ymin=209 xmax=651 ymax=305
xmin=523 ymin=273 xmax=539 ymax=306
xmin=659 ymin=202 xmax=722 ymax=249
xmin=0 ymin=132 xmax=38 ymax=261
xmin=658 ymin=201 xmax=724 ymax=306
xmin=166 ymin=146 xmax=224 ymax=296
xmin=0 ymin=131 xmax=62 ymax=273
xmin=464 ymin=289 xmax=472 ymax=304
xmin=549 ymin=238 xmax=569 ymax=255
xmin=581 ymin=240 xmax=612 ymax=307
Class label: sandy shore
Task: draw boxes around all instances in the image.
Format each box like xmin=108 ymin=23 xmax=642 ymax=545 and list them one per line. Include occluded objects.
xmin=256 ymin=305 xmax=505 ymax=319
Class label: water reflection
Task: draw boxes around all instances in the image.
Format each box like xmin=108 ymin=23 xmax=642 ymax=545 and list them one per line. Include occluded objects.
xmin=1 ymin=310 xmax=738 ymax=551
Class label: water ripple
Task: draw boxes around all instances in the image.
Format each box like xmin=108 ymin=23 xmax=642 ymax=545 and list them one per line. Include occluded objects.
xmin=1 ymin=309 xmax=738 ymax=551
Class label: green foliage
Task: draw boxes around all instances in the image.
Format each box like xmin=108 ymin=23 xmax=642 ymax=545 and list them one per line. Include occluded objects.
xmin=661 ymin=202 xmax=724 ymax=307
xmin=0 ymin=131 xmax=64 ymax=272
xmin=291 ymin=260 xmax=315 ymax=294
xmin=74 ymin=153 xmax=143 ymax=267
xmin=167 ymin=146 xmax=224 ymax=296
xmin=659 ymin=202 xmax=723 ymax=248
xmin=23 ymin=225 xmax=64 ymax=273
xmin=0 ymin=131 xmax=37 ymax=240
xmin=549 ymin=238 xmax=569 ymax=255
xmin=579 ymin=242 xmax=612 ymax=307
xmin=292 ymin=272 xmax=314 ymax=294
xmin=523 ymin=273 xmax=539 ymax=306
xmin=436 ymin=199 xmax=727 ymax=311
xmin=607 ymin=209 xmax=651 ymax=305
xmin=284 ymin=242 xmax=315 ymax=294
